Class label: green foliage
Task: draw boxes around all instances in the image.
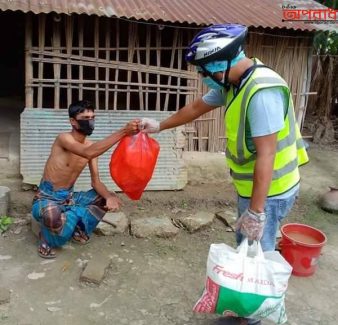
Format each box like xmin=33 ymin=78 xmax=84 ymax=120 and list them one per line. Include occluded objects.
xmin=315 ymin=0 xmax=338 ymax=9
xmin=313 ymin=0 xmax=338 ymax=55
xmin=314 ymin=31 xmax=338 ymax=55
xmin=0 ymin=216 xmax=13 ymax=233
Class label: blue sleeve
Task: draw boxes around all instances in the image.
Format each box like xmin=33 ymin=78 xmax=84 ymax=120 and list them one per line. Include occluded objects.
xmin=247 ymin=87 xmax=287 ymax=137
xmin=202 ymin=89 xmax=225 ymax=107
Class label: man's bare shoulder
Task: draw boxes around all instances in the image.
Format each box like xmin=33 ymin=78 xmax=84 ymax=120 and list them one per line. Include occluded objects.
xmin=85 ymin=138 xmax=94 ymax=145
xmin=54 ymin=132 xmax=75 ymax=149
xmin=57 ymin=132 xmax=73 ymax=141
xmin=57 ymin=132 xmax=83 ymax=144
xmin=56 ymin=133 xmax=94 ymax=149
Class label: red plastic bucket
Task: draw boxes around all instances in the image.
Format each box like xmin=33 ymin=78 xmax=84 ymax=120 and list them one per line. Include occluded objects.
xmin=279 ymin=223 xmax=327 ymax=277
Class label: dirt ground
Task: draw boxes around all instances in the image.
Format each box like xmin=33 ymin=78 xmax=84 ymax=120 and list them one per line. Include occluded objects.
xmin=0 ymin=144 xmax=338 ymax=325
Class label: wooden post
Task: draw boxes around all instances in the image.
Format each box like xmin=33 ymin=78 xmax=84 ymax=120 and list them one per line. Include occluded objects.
xmin=25 ymin=13 xmax=34 ymax=108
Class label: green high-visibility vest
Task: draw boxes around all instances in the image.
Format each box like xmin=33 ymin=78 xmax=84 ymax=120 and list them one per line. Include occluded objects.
xmin=224 ymin=59 xmax=309 ymax=198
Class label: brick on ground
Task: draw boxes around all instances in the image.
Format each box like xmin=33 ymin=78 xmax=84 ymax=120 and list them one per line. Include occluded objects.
xmin=80 ymin=255 xmax=111 ymax=285
xmin=174 ymin=211 xmax=215 ymax=233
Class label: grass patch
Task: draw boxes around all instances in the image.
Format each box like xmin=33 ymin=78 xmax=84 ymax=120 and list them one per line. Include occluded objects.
xmin=0 ymin=216 xmax=13 ymax=233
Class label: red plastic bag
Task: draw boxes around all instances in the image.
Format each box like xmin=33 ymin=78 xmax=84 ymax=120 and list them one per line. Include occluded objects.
xmin=110 ymin=132 xmax=160 ymax=200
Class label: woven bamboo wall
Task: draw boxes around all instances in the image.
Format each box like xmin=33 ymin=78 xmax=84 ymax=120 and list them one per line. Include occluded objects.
xmin=25 ymin=14 xmax=196 ymax=111
xmin=25 ymin=14 xmax=313 ymax=152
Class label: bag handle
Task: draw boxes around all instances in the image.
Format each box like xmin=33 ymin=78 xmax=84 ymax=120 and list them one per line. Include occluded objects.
xmin=237 ymin=239 xmax=265 ymax=259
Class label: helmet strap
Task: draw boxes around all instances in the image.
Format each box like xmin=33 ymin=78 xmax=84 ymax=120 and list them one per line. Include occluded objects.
xmin=221 ymin=60 xmax=232 ymax=91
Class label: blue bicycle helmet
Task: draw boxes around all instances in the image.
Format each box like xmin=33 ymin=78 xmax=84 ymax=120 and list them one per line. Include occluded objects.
xmin=186 ymin=24 xmax=248 ymax=65
xmin=186 ymin=24 xmax=248 ymax=89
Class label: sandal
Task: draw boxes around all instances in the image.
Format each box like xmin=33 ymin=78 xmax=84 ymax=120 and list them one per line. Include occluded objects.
xmin=38 ymin=241 xmax=56 ymax=259
xmin=72 ymin=227 xmax=91 ymax=245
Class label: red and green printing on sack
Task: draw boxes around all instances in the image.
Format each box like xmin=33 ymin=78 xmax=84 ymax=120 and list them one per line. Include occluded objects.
xmin=194 ymin=240 xmax=292 ymax=324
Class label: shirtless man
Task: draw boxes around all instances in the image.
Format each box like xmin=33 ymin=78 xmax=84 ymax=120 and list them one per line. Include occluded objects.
xmin=32 ymin=100 xmax=139 ymax=258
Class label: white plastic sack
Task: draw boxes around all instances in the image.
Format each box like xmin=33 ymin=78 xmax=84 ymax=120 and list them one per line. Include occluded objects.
xmin=193 ymin=239 xmax=292 ymax=324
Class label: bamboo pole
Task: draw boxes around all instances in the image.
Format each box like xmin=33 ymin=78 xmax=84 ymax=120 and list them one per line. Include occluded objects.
xmin=37 ymin=15 xmax=46 ymax=108
xmin=113 ymin=20 xmax=120 ymax=110
xmin=25 ymin=13 xmax=34 ymax=108
xmin=30 ymin=78 xmax=196 ymax=91
xmin=176 ymin=33 xmax=182 ymax=110
xmin=164 ymin=30 xmax=178 ymax=111
xmin=155 ymin=29 xmax=161 ymax=110
xmin=105 ymin=18 xmax=110 ymax=110
xmin=52 ymin=16 xmax=61 ymax=109
xmin=94 ymin=17 xmax=99 ymax=109
xmin=31 ymin=46 xmax=203 ymax=51
xmin=135 ymin=30 xmax=144 ymax=110
xmin=78 ymin=16 xmax=84 ymax=100
xmin=127 ymin=23 xmax=136 ymax=110
xmin=145 ymin=25 xmax=151 ymax=110
xmin=30 ymin=51 xmax=197 ymax=78
xmin=66 ymin=16 xmax=74 ymax=107
xmin=29 ymin=83 xmax=196 ymax=96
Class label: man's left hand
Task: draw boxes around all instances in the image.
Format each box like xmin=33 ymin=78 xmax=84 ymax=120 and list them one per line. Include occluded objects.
xmin=104 ymin=195 xmax=122 ymax=212
xmin=236 ymin=209 xmax=266 ymax=241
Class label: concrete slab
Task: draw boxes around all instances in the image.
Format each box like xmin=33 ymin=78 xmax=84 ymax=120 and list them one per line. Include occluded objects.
xmin=130 ymin=217 xmax=179 ymax=238
xmin=0 ymin=186 xmax=10 ymax=216
xmin=0 ymin=287 xmax=10 ymax=305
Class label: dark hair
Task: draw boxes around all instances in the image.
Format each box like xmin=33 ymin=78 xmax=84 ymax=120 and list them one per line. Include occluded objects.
xmin=68 ymin=100 xmax=94 ymax=118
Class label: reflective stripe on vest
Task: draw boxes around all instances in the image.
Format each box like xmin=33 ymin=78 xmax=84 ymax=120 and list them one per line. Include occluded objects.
xmin=230 ymin=157 xmax=299 ymax=180
xmin=224 ymin=63 xmax=309 ymax=197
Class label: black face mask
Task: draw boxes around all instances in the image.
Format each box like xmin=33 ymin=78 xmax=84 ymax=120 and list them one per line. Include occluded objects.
xmin=75 ymin=119 xmax=95 ymax=136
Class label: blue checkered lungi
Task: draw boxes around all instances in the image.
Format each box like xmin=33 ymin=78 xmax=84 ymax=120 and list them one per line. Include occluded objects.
xmin=32 ymin=180 xmax=106 ymax=247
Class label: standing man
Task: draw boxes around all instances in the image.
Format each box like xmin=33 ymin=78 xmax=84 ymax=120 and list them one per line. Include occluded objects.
xmin=140 ymin=24 xmax=308 ymax=324
xmin=32 ymin=100 xmax=139 ymax=259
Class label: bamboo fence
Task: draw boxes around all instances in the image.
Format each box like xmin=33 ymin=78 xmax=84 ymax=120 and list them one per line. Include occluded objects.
xmin=25 ymin=14 xmax=314 ymax=152
xmin=306 ymin=55 xmax=338 ymax=142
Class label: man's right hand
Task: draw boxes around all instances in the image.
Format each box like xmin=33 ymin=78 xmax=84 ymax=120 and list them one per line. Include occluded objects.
xmin=123 ymin=119 xmax=140 ymax=136
xmin=139 ymin=118 xmax=160 ymax=134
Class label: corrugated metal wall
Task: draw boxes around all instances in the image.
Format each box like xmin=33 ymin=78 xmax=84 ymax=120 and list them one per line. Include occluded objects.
xmin=21 ymin=109 xmax=187 ymax=191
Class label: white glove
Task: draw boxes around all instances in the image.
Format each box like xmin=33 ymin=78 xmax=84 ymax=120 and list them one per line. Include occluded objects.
xmin=236 ymin=208 xmax=266 ymax=241
xmin=139 ymin=118 xmax=160 ymax=134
